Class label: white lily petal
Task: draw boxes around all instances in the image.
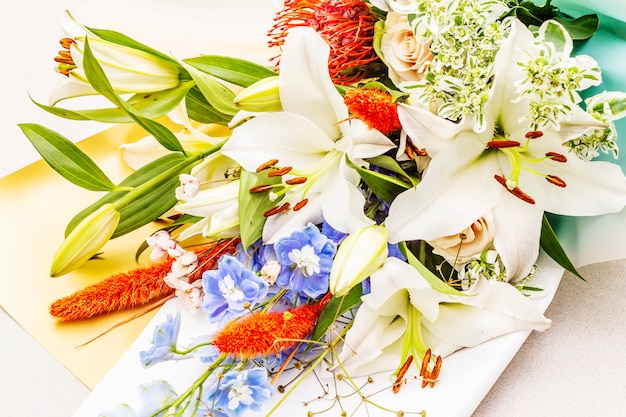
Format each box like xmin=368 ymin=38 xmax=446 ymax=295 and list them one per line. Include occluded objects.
xmin=557 ymin=106 xmax=607 ymax=140
xmin=48 ymin=78 xmax=100 ymax=105
xmin=279 ymin=27 xmax=348 ymax=140
xmin=320 ymin=166 xmax=374 ymax=234
xmin=204 ymin=204 xmax=240 ymax=239
xmin=119 ymin=136 xmax=168 ymax=170
xmin=175 ymin=180 xmax=239 ymax=218
xmin=422 ymin=277 xmax=551 ymax=347
xmin=492 ymin=194 xmax=543 ymax=282
xmin=386 ymin=136 xmax=502 ymax=243
xmin=346 ymin=119 xmax=396 ymax=159
xmin=397 ymin=103 xmax=466 ymax=156
xmin=222 ymin=112 xmax=335 ymax=172
xmin=177 ymin=217 xmax=209 ymax=241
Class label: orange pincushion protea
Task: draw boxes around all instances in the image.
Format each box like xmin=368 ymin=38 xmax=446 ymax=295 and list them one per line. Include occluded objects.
xmin=268 ymin=0 xmax=381 ymax=84
xmin=212 ymin=302 xmax=326 ymax=359
xmin=343 ymin=88 xmax=401 ymax=134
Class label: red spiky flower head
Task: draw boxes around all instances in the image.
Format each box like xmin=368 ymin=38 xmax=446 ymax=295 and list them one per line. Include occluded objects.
xmin=268 ymin=0 xmax=381 ymax=85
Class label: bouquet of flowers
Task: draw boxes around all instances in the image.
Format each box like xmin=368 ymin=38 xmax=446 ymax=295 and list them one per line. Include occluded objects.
xmin=20 ymin=0 xmax=626 ymax=416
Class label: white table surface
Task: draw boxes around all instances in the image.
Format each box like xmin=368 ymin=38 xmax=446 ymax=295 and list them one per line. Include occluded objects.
xmin=1 ymin=2 xmax=625 ymax=417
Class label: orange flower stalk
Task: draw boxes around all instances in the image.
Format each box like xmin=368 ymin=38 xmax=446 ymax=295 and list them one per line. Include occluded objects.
xmin=49 ymin=238 xmax=241 ymax=321
xmin=212 ymin=302 xmax=326 ymax=359
xmin=49 ymin=259 xmax=175 ymax=321
xmin=268 ymin=0 xmax=381 ymax=84
xmin=343 ymin=88 xmax=401 ymax=134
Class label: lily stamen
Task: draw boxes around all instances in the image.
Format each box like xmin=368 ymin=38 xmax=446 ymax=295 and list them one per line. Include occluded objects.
xmin=486 ymin=139 xmax=521 ymax=148
xmin=525 ymin=130 xmax=544 ymax=139
xmin=263 ymin=202 xmax=291 ymax=217
xmin=546 ymin=174 xmax=566 ymax=187
xmin=494 ymin=175 xmax=536 ymax=204
xmin=545 ymin=152 xmax=567 ymax=162
xmin=249 ymin=184 xmax=276 ymax=193
xmin=392 ymin=355 xmax=413 ymax=393
xmin=285 ymin=176 xmax=308 ymax=185
xmin=256 ymin=159 xmax=280 ymax=173
xmin=267 ymin=166 xmax=293 ymax=177
xmin=293 ymin=199 xmax=308 ymax=211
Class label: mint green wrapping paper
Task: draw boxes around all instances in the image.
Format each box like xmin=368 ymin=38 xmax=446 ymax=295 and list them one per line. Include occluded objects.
xmin=550 ymin=4 xmax=626 ymax=267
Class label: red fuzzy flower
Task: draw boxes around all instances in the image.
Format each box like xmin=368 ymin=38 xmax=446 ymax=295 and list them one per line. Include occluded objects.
xmin=268 ymin=0 xmax=380 ymax=85
xmin=344 ymin=88 xmax=401 ymax=134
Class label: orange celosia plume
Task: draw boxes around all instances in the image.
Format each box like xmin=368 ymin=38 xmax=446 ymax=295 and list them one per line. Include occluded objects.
xmin=212 ymin=302 xmax=326 ymax=359
xmin=49 ymin=238 xmax=240 ymax=321
xmin=343 ymin=88 xmax=401 ymax=134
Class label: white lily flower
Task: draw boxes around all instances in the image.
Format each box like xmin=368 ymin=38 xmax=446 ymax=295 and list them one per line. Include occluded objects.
xmin=337 ymin=257 xmax=551 ymax=377
xmin=175 ymin=180 xmax=239 ymax=218
xmin=386 ymin=20 xmax=626 ymax=282
xmin=51 ymin=12 xmax=180 ymax=104
xmin=221 ymin=27 xmax=396 ymax=243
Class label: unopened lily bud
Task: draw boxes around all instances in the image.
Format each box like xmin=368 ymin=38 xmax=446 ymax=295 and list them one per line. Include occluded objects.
xmin=329 ymin=224 xmax=388 ymax=296
xmin=50 ymin=204 xmax=121 ymax=277
xmin=234 ymin=76 xmax=282 ymax=112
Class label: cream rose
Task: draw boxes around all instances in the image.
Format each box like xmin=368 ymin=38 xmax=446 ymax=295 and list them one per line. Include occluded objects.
xmin=428 ymin=213 xmax=496 ymax=265
xmin=380 ymin=12 xmax=434 ymax=87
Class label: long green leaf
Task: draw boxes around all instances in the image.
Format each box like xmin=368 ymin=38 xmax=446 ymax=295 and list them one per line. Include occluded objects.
xmin=19 ymin=123 xmax=117 ymax=192
xmin=184 ymin=56 xmax=277 ymax=87
xmin=238 ymin=170 xmax=284 ymax=249
xmin=180 ymin=61 xmax=239 ymax=117
xmin=345 ymin=156 xmax=410 ymax=203
xmin=540 ymin=214 xmax=584 ymax=279
xmin=86 ymin=27 xmax=185 ymax=70
xmin=31 ymin=81 xmax=194 ymax=123
xmin=82 ymin=37 xmax=185 ymax=153
xmin=65 ymin=153 xmax=192 ymax=238
xmin=399 ymin=242 xmax=465 ymax=296
xmin=311 ymin=285 xmax=363 ymax=342
xmin=185 ymin=86 xmax=233 ymax=125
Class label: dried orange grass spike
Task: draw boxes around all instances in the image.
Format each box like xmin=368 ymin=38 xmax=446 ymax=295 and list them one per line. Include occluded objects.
xmin=49 ymin=259 xmax=175 ymax=321
xmin=212 ymin=302 xmax=326 ymax=359
xmin=49 ymin=238 xmax=241 ymax=321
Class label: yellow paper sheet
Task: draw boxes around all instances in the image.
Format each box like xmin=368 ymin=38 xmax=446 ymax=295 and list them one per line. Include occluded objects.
xmin=0 ymin=124 xmax=172 ymax=389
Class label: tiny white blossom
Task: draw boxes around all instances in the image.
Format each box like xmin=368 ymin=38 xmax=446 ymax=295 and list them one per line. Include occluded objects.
xmin=288 ymin=245 xmax=321 ymax=277
xmin=175 ymin=174 xmax=201 ymax=201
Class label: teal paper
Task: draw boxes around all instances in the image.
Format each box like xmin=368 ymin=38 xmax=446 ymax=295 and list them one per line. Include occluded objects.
xmin=549 ymin=4 xmax=626 ymax=267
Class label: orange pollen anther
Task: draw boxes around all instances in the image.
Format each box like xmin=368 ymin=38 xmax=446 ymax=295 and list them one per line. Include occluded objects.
xmin=343 ymin=88 xmax=401 ymax=134
xmin=212 ymin=302 xmax=326 ymax=359
xmin=494 ymin=175 xmax=536 ymax=204
xmin=249 ymin=184 xmax=274 ymax=193
xmin=54 ymin=38 xmax=77 ymax=76
xmin=546 ymin=175 xmax=566 ymax=188
xmin=264 ymin=202 xmax=291 ymax=217
xmin=419 ymin=349 xmax=443 ymax=389
xmin=257 ymin=159 xmax=280 ymax=173
xmin=487 ymin=140 xmax=521 ymax=148
xmin=392 ymin=355 xmax=413 ymax=393
xmin=285 ymin=176 xmax=308 ymax=185
xmin=546 ymin=152 xmax=567 ymax=163
xmin=268 ymin=166 xmax=293 ymax=177
xmin=525 ymin=130 xmax=544 ymax=139
xmin=293 ymin=199 xmax=309 ymax=211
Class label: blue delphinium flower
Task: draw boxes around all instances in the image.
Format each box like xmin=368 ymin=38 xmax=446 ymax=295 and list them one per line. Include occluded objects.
xmin=139 ymin=311 xmax=184 ymax=368
xmin=137 ymin=380 xmax=178 ymax=417
xmin=202 ymin=255 xmax=269 ymax=323
xmin=274 ymin=223 xmax=336 ymax=298
xmin=200 ymin=368 xmax=273 ymax=417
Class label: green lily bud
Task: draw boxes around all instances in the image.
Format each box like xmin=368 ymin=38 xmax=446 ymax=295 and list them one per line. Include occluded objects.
xmin=50 ymin=204 xmax=121 ymax=277
xmin=234 ymin=76 xmax=282 ymax=112
xmin=329 ymin=224 xmax=389 ymax=296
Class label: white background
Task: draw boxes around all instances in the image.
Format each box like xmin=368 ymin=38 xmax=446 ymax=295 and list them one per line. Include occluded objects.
xmin=1 ymin=1 xmax=625 ymax=417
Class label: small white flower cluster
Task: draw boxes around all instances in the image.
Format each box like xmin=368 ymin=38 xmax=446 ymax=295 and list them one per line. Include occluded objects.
xmin=565 ymin=91 xmax=626 ymax=160
xmin=403 ymin=0 xmax=511 ymax=129
xmin=515 ymin=27 xmax=602 ymax=131
xmin=459 ymin=250 xmax=538 ymax=288
xmin=147 ymin=230 xmax=203 ymax=310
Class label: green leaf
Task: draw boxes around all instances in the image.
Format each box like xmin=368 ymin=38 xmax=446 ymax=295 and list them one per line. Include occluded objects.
xmin=399 ymin=242 xmax=465 ymax=296
xmin=542 ymin=20 xmax=569 ymax=53
xmin=311 ymin=285 xmax=364 ymax=342
xmin=18 ymin=123 xmax=117 ymax=192
xmin=31 ymin=81 xmax=194 ymax=123
xmin=554 ymin=14 xmax=599 ymax=41
xmin=65 ymin=152 xmax=194 ymax=239
xmin=86 ymin=27 xmax=184 ymax=70
xmin=183 ymin=56 xmax=277 ymax=87
xmin=540 ymin=214 xmax=584 ymax=280
xmin=345 ymin=155 xmax=410 ymax=203
xmin=180 ymin=61 xmax=239 ymax=116
xmin=367 ymin=155 xmax=419 ymax=186
xmin=185 ymin=86 xmax=233 ymax=125
xmin=237 ymin=169 xmax=284 ymax=248
xmin=82 ymin=37 xmax=185 ymax=153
